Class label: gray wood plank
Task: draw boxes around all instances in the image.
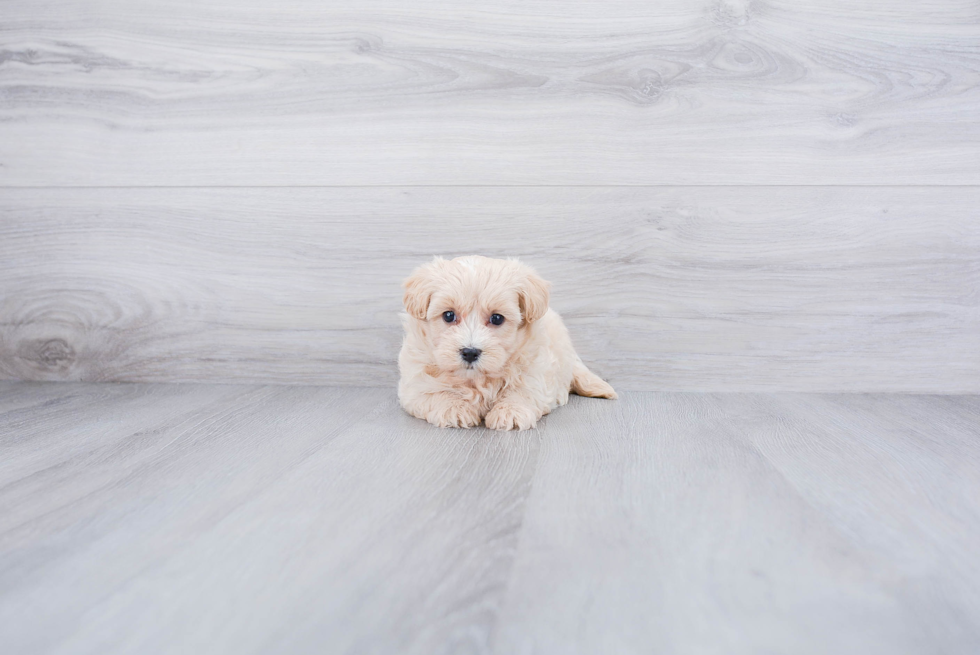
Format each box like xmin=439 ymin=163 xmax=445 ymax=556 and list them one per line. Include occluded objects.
xmin=2 ymin=187 xmax=977 ymax=392
xmin=0 ymin=382 xmax=538 ymax=655
xmin=0 ymin=379 xmax=90 ymax=414
xmin=492 ymin=392 xmax=980 ymax=655
xmin=0 ymin=382 xmax=249 ymax=498
xmin=745 ymin=393 xmax=980 ymax=650
xmin=2 ymin=383 xmax=979 ymax=654
xmin=2 ymin=1 xmax=978 ymax=185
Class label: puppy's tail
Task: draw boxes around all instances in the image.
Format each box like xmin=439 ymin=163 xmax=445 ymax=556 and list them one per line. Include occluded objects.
xmin=571 ymin=360 xmax=617 ymax=399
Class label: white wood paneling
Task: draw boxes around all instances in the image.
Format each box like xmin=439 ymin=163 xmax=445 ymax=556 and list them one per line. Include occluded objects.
xmin=1 ymin=1 xmax=979 ymax=185
xmin=1 ymin=1 xmax=978 ymax=389
xmin=1 ymin=187 xmax=977 ymax=391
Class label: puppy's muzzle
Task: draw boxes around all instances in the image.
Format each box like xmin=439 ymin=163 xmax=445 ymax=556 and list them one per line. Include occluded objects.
xmin=459 ymin=347 xmax=482 ymax=364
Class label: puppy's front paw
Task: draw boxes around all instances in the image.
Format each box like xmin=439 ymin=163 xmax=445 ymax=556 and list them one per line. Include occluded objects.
xmin=429 ymin=401 xmax=482 ymax=429
xmin=485 ymin=402 xmax=539 ymax=431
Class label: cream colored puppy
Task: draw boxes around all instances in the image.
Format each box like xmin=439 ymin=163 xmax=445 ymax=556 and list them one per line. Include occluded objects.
xmin=398 ymin=256 xmax=616 ymax=430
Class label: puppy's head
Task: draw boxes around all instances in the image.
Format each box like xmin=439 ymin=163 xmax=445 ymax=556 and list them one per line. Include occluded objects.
xmin=402 ymin=256 xmax=550 ymax=377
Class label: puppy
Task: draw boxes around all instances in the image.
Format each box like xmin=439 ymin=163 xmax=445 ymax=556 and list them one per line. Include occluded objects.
xmin=398 ymin=256 xmax=616 ymax=430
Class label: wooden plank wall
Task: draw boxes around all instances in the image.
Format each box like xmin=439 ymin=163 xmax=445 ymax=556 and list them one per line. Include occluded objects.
xmin=1 ymin=1 xmax=978 ymax=391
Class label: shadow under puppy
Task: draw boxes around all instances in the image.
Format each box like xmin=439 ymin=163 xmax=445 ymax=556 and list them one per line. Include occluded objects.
xmin=398 ymin=256 xmax=616 ymax=430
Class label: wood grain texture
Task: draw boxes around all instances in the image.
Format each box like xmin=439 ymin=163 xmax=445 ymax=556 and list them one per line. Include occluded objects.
xmin=1 ymin=186 xmax=977 ymax=392
xmin=493 ymin=390 xmax=980 ymax=654
xmin=2 ymin=1 xmax=979 ymax=185
xmin=0 ymin=382 xmax=540 ymax=655
xmin=1 ymin=382 xmax=979 ymax=654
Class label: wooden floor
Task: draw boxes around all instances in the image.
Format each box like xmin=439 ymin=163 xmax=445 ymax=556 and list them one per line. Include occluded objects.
xmin=2 ymin=382 xmax=978 ymax=654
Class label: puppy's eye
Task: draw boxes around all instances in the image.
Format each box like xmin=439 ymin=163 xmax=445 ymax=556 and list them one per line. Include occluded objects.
xmin=489 ymin=313 xmax=505 ymax=326
xmin=442 ymin=311 xmax=456 ymax=323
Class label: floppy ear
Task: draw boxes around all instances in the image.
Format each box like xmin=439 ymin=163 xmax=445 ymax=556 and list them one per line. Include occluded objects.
xmin=402 ymin=258 xmax=442 ymax=320
xmin=518 ymin=268 xmax=551 ymax=324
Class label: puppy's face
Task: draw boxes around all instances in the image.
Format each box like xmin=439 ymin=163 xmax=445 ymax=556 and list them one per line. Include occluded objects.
xmin=402 ymin=256 xmax=550 ymax=378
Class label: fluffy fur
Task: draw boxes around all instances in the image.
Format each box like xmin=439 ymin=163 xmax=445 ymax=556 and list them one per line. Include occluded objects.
xmin=398 ymin=256 xmax=616 ymax=430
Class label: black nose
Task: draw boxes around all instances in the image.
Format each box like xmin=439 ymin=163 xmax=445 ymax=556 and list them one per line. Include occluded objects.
xmin=460 ymin=347 xmax=482 ymax=363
